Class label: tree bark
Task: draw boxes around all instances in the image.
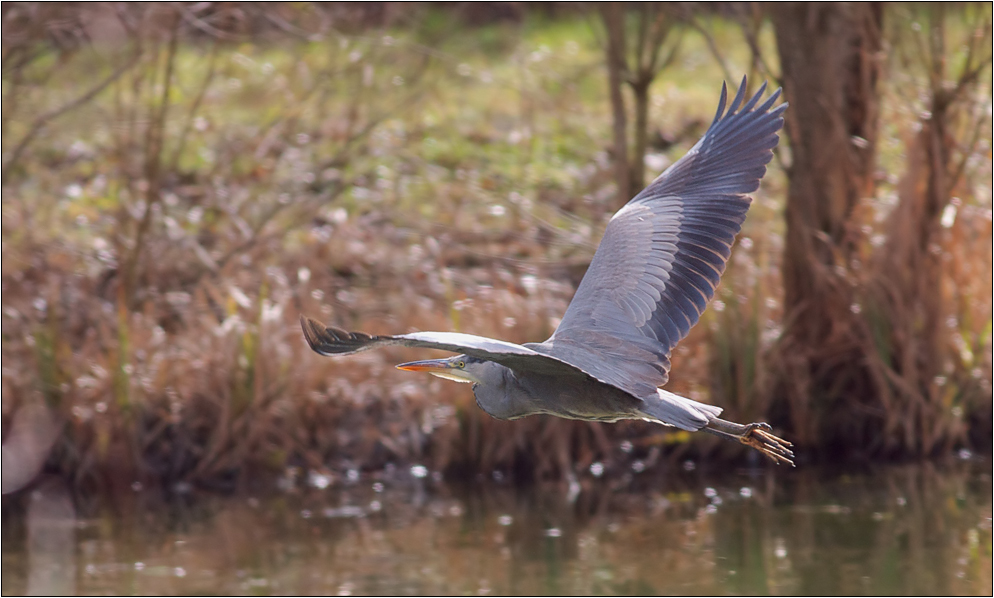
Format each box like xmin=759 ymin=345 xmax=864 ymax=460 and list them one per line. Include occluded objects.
xmin=771 ymin=3 xmax=884 ymax=448
xmin=630 ymin=78 xmax=650 ymax=196
xmin=774 ymin=2 xmax=882 ymax=329
xmin=599 ymin=3 xmax=681 ymax=207
xmin=601 ymin=2 xmax=631 ymax=205
xmin=771 ymin=3 xmax=991 ymax=457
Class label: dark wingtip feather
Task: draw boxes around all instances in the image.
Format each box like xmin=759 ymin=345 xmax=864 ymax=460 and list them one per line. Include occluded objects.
xmin=741 ymin=80 xmax=769 ymax=113
xmin=709 ymin=78 xmax=785 ymax=136
xmin=300 ymin=315 xmax=331 ymax=354
xmin=727 ymin=76 xmax=748 ymax=115
xmin=755 ymin=87 xmax=782 ymax=113
xmin=300 ymin=315 xmax=377 ymax=355
xmin=768 ymin=87 xmax=782 ymax=105
xmin=710 ymin=81 xmax=729 ymax=128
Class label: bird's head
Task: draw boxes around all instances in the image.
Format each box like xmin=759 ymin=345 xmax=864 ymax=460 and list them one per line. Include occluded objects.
xmin=397 ymin=355 xmax=525 ymax=420
xmin=396 ymin=355 xmax=486 ymax=385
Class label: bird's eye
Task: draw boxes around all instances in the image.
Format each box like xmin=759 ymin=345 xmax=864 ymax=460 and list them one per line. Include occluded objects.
xmin=456 ymin=361 xmax=465 ymax=368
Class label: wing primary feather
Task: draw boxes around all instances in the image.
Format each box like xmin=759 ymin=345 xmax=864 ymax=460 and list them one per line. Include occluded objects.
xmin=725 ymin=76 xmax=748 ymax=115
xmin=544 ymin=78 xmax=785 ymax=400
xmin=739 ymin=80 xmax=768 ymax=113
xmin=709 ymin=81 xmax=729 ymax=129
xmin=300 ymin=316 xmax=382 ymax=355
xmin=757 ymin=88 xmax=783 ymax=113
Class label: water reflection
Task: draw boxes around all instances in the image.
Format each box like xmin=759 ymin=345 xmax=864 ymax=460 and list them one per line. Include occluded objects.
xmin=2 ymin=403 xmax=62 ymax=495
xmin=26 ymin=479 xmax=76 ymax=596
xmin=2 ymin=462 xmax=991 ymax=595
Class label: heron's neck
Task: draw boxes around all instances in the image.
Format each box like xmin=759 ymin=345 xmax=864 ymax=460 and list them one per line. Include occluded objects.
xmin=472 ymin=365 xmax=535 ymax=421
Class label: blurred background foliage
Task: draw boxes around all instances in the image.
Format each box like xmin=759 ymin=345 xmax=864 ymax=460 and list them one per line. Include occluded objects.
xmin=1 ymin=2 xmax=991 ymax=491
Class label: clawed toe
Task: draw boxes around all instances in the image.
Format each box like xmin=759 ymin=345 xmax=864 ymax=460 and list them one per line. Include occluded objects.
xmin=702 ymin=418 xmax=796 ymax=466
xmin=739 ymin=424 xmax=794 ymax=466
xmin=746 ymin=422 xmax=772 ymax=433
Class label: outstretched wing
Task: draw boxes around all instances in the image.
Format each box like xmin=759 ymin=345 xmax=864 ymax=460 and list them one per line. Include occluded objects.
xmin=301 ymin=316 xmax=596 ymax=381
xmin=302 ymin=316 xmax=721 ymax=430
xmin=539 ymin=79 xmax=786 ymax=399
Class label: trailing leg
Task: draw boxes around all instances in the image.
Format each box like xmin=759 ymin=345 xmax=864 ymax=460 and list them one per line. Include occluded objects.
xmin=703 ymin=418 xmax=794 ymax=466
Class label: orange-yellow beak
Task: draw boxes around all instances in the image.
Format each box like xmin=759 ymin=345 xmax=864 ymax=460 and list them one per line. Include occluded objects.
xmin=396 ymin=358 xmax=476 ymax=384
xmin=396 ymin=358 xmax=453 ymax=373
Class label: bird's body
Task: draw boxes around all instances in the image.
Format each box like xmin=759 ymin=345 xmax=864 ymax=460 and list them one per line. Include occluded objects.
xmin=301 ymin=79 xmax=794 ymax=465
xmin=465 ymin=358 xmax=644 ymax=423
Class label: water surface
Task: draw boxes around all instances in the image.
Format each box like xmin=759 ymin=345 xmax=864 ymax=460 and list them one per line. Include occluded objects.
xmin=3 ymin=461 xmax=991 ymax=595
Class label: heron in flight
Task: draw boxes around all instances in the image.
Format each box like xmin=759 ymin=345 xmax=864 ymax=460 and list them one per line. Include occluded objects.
xmin=301 ymin=79 xmax=793 ymax=465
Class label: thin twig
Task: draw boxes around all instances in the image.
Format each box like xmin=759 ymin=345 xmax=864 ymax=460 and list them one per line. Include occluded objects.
xmin=2 ymin=53 xmax=139 ymax=184
xmin=687 ymin=17 xmax=734 ymax=84
xmin=168 ymin=40 xmax=219 ymax=173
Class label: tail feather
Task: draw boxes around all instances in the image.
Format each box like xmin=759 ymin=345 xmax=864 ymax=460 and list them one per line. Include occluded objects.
xmin=640 ymin=389 xmax=723 ymax=431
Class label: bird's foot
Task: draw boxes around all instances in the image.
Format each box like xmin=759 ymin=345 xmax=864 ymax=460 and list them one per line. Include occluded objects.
xmin=739 ymin=422 xmax=794 ymax=466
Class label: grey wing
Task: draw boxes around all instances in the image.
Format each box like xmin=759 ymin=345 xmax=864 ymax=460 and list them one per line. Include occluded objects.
xmin=540 ymin=79 xmax=786 ymax=401
xmin=300 ymin=316 xmax=596 ymax=381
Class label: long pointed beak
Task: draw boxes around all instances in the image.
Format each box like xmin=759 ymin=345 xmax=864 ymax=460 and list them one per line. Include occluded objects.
xmin=397 ymin=358 xmax=477 ymax=384
xmin=396 ymin=358 xmax=453 ymax=373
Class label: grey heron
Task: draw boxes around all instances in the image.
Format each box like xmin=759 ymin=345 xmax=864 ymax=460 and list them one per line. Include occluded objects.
xmin=301 ymin=79 xmax=793 ymax=465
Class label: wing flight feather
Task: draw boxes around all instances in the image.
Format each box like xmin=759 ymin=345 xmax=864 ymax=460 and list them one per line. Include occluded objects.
xmin=300 ymin=316 xmax=598 ymax=381
xmin=540 ymin=79 xmax=786 ymax=400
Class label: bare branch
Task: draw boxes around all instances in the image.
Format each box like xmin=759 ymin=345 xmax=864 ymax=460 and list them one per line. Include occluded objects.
xmin=2 ymin=51 xmax=139 ymax=184
xmin=168 ymin=40 xmax=220 ymax=173
xmin=687 ymin=17 xmax=734 ymax=84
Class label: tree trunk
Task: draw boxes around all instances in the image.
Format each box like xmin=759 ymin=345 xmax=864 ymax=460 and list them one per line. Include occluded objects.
xmin=630 ymin=79 xmax=650 ymax=195
xmin=771 ymin=3 xmax=989 ymax=458
xmin=774 ymin=2 xmax=882 ymax=324
xmin=601 ymin=2 xmax=631 ymax=205
xmin=771 ymin=3 xmax=883 ymax=449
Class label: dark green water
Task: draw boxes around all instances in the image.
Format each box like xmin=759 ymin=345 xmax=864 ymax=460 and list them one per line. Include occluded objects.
xmin=3 ymin=461 xmax=991 ymax=595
